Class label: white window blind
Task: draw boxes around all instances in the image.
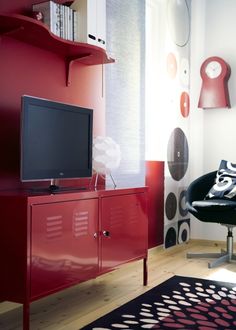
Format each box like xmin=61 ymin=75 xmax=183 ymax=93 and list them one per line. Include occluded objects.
xmin=105 ymin=0 xmax=146 ymax=187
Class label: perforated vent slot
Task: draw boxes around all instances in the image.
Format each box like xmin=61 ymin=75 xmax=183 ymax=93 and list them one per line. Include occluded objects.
xmin=73 ymin=210 xmax=89 ymax=238
xmin=109 ymin=206 xmax=124 ymax=229
xmin=129 ymin=203 xmax=139 ymax=225
xmin=108 ymin=202 xmax=140 ymax=228
xmin=46 ymin=215 xmax=63 ymax=239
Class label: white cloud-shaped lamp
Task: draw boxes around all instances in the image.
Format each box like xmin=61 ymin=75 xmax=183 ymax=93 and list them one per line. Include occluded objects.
xmin=93 ymin=136 xmax=121 ymax=187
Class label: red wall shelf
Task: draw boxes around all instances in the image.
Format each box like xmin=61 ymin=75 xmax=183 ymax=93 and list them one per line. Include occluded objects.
xmin=0 ymin=13 xmax=115 ymax=85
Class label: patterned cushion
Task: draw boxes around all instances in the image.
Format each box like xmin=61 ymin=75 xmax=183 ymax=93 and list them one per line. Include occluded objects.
xmin=205 ymin=160 xmax=236 ymax=200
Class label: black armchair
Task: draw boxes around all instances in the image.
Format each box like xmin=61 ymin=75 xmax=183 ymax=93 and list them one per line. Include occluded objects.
xmin=186 ymin=170 xmax=236 ymax=268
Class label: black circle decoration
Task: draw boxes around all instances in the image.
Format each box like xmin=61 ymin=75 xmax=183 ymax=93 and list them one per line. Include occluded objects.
xmin=165 ymin=226 xmax=177 ymax=248
xmin=178 ymin=220 xmax=190 ymax=244
xmin=165 ymin=192 xmax=177 ymax=220
xmin=167 ymin=127 xmax=189 ymax=181
xmin=179 ymin=189 xmax=188 ymax=217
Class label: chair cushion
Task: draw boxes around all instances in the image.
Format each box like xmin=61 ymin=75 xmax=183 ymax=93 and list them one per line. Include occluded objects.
xmin=193 ymin=199 xmax=236 ymax=211
xmin=205 ymin=160 xmax=236 ymax=201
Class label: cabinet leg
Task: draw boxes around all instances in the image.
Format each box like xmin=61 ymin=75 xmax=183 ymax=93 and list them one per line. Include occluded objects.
xmin=23 ymin=302 xmax=30 ymax=330
xmin=143 ymin=257 xmax=148 ymax=286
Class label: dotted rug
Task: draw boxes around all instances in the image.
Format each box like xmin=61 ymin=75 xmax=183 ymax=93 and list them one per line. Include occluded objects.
xmin=81 ymin=275 xmax=236 ymax=329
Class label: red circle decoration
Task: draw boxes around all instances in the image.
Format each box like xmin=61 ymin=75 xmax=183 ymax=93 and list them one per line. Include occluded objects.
xmin=180 ymin=91 xmax=190 ymax=117
xmin=167 ymin=53 xmax=177 ymax=79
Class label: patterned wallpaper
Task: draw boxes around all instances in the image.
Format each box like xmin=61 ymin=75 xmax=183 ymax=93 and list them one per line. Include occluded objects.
xmin=163 ymin=0 xmax=191 ymax=248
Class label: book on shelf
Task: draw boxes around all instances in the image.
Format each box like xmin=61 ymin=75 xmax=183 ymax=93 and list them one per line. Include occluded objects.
xmin=73 ymin=10 xmax=79 ymax=42
xmin=32 ymin=1 xmax=77 ymax=41
xmin=32 ymin=1 xmax=60 ymax=37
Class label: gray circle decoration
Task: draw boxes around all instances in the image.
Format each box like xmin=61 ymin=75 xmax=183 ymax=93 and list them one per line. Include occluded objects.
xmin=165 ymin=192 xmax=177 ymax=220
xmin=167 ymin=127 xmax=189 ymax=181
xmin=167 ymin=0 xmax=190 ymax=47
xmin=179 ymin=189 xmax=188 ymax=217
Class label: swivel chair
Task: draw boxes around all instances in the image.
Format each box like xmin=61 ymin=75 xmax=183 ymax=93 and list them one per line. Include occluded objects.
xmin=186 ymin=170 xmax=236 ymax=268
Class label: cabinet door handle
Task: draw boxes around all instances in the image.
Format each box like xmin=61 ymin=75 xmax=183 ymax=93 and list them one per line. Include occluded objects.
xmin=102 ymin=230 xmax=110 ymax=238
xmin=93 ymin=232 xmax=98 ymax=239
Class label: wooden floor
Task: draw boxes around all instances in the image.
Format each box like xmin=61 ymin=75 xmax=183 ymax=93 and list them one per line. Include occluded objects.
xmin=1 ymin=239 xmax=236 ymax=330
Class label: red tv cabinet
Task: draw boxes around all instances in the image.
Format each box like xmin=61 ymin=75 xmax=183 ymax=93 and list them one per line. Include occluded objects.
xmin=0 ymin=186 xmax=148 ymax=330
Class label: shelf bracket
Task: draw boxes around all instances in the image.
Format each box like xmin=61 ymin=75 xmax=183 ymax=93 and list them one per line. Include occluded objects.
xmin=66 ymin=58 xmax=74 ymax=87
xmin=66 ymin=54 xmax=93 ymax=86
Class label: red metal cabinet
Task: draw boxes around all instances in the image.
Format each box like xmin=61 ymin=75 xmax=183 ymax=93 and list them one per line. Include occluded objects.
xmin=101 ymin=193 xmax=148 ymax=272
xmin=31 ymin=199 xmax=99 ymax=299
xmin=0 ymin=187 xmax=148 ymax=330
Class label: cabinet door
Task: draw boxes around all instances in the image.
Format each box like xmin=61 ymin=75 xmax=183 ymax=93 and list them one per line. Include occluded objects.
xmin=101 ymin=193 xmax=148 ymax=272
xmin=30 ymin=199 xmax=98 ymax=299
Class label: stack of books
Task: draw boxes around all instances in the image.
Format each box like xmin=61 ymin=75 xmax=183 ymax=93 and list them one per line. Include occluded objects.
xmin=32 ymin=1 xmax=78 ymax=41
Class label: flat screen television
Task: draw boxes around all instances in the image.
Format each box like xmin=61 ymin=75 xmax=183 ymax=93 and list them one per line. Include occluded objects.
xmin=21 ymin=95 xmax=93 ymax=192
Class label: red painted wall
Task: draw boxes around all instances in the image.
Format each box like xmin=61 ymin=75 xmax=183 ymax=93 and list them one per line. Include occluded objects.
xmin=0 ymin=1 xmax=164 ymax=248
xmin=145 ymin=161 xmax=164 ymax=248
xmin=0 ymin=1 xmax=105 ymax=189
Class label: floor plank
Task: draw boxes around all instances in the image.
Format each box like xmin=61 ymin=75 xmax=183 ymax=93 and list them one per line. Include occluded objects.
xmin=1 ymin=239 xmax=236 ymax=329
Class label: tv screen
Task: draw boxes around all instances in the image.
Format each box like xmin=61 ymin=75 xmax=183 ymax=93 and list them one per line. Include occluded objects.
xmin=21 ymin=96 xmax=93 ymax=186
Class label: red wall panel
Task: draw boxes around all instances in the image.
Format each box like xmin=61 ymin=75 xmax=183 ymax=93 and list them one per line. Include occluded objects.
xmin=145 ymin=161 xmax=164 ymax=248
xmin=0 ymin=2 xmax=163 ymax=250
xmin=0 ymin=32 xmax=105 ymax=189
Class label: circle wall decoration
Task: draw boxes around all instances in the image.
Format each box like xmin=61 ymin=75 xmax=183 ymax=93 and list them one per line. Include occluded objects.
xmin=180 ymin=91 xmax=190 ymax=117
xmin=178 ymin=219 xmax=190 ymax=244
xmin=165 ymin=226 xmax=177 ymax=248
xmin=167 ymin=52 xmax=177 ymax=79
xmin=179 ymin=189 xmax=188 ymax=217
xmin=165 ymin=192 xmax=177 ymax=220
xmin=167 ymin=0 xmax=190 ymax=47
xmin=179 ymin=58 xmax=189 ymax=87
xmin=167 ymin=127 xmax=189 ymax=181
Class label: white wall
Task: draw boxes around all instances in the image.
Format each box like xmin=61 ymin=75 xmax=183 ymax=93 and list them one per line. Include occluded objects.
xmin=190 ymin=0 xmax=236 ymax=240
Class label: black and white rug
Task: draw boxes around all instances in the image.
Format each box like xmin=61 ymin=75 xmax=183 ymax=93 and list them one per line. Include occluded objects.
xmin=81 ymin=275 xmax=236 ymax=329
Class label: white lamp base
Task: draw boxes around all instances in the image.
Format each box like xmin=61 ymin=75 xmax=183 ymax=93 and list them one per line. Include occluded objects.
xmin=93 ymin=172 xmax=117 ymax=188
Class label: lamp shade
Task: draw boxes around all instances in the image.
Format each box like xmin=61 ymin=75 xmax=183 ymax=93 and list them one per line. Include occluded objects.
xmin=93 ymin=136 xmax=121 ymax=175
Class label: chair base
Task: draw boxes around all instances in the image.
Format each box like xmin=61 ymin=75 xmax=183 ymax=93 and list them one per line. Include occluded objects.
xmin=187 ymin=250 xmax=236 ymax=268
xmin=187 ymin=224 xmax=236 ymax=268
